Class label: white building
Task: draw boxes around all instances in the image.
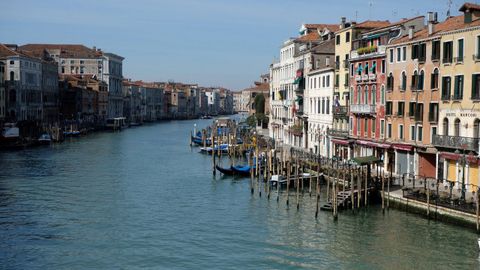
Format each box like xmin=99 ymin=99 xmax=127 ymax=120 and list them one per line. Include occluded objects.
xmin=270 ymin=24 xmax=338 ymax=148
xmin=102 ymin=52 xmax=124 ymax=118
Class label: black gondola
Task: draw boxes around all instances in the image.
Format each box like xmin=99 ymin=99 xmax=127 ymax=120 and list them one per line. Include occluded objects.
xmin=215 ymin=165 xmax=235 ymax=175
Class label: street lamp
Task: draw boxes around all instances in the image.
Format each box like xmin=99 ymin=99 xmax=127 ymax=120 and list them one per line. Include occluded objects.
xmin=454 ymin=148 xmax=466 ymax=202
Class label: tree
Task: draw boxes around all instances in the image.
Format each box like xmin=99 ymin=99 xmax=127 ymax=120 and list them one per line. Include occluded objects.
xmin=254 ymin=94 xmax=265 ymax=114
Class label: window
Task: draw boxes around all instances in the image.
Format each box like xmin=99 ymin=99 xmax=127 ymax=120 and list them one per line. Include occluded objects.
xmin=346 ymin=32 xmax=350 ymax=43
xmin=441 ymin=76 xmax=451 ymax=100
xmin=416 ymin=103 xmax=423 ymax=122
xmin=432 ymin=40 xmax=440 ymax=61
xmin=418 ymin=70 xmax=424 ymax=90
xmin=476 ymin=36 xmax=480 ymax=60
xmin=380 ymin=119 xmax=385 ymax=138
xmin=453 ymin=75 xmax=464 ymax=100
xmin=344 ymin=73 xmax=349 ymax=87
xmin=442 ymin=41 xmax=453 ymax=63
xmin=402 ymin=47 xmax=407 ymax=61
xmin=389 ymin=49 xmax=394 ymax=63
xmin=364 ymin=118 xmax=368 ymax=136
xmin=9 ymin=71 xmax=14 ymax=81
xmin=443 ymin=118 xmax=449 ymax=136
xmin=409 ymin=102 xmax=416 ymax=117
xmin=399 ymin=124 xmax=404 ymax=140
xmin=428 ymin=103 xmax=439 ymax=122
xmin=454 ymin=118 xmax=460 ymax=137
xmin=431 ymin=69 xmax=439 ymax=89
xmin=336 ymin=35 xmax=340 ymax=45
xmin=387 ymin=123 xmax=392 ymax=138
xmin=372 ymin=85 xmax=376 ymax=105
xmin=387 ymin=73 xmax=394 ymax=90
xmin=386 ymin=101 xmax=393 ymax=115
xmin=397 ymin=47 xmax=401 ymax=62
xmin=335 ymin=55 xmax=340 ymax=70
xmin=322 ymin=99 xmax=325 ymax=114
xmin=474 ymin=119 xmax=480 ymax=138
xmin=335 ymin=74 xmax=339 ymax=87
xmin=456 ymin=39 xmax=464 ymax=62
xmin=401 ymin=71 xmax=407 ymax=90
xmin=357 ymin=117 xmax=360 ymax=134
xmin=412 ymin=44 xmax=419 ymax=59
xmin=322 ymin=76 xmax=326 ymax=88
xmin=431 ymin=126 xmax=437 ymax=143
xmin=80 ymin=60 xmax=85 ymax=64
xmin=9 ymin=60 xmax=14 ymax=65
xmin=418 ymin=126 xmax=423 ymax=141
xmin=364 ymin=86 xmax=368 ymax=104
xmin=410 ymin=125 xmax=416 ymax=141
xmin=419 ymin=43 xmax=426 ymax=62
xmin=357 ymin=63 xmax=362 ymax=75
xmin=381 ymin=85 xmax=385 ymax=105
xmin=473 ymin=74 xmax=480 ymax=100
xmin=326 ymin=75 xmax=330 ymax=87
xmin=371 ymin=61 xmax=376 ymax=74
xmin=411 ymin=71 xmax=418 ymax=90
xmin=70 ymin=60 xmax=74 ymax=64
xmin=372 ymin=119 xmax=376 ymax=137
xmin=357 ymin=86 xmax=361 ymax=104
xmin=381 ymin=60 xmax=386 ymax=73
xmin=365 ymin=62 xmax=369 ymax=75
xmin=397 ymin=102 xmax=405 ymax=116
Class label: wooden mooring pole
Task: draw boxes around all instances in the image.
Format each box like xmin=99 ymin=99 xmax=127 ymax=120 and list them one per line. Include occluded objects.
xmin=286 ymin=161 xmax=290 ymax=206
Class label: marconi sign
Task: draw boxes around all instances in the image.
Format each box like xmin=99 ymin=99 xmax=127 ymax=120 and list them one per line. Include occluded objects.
xmin=444 ymin=110 xmax=479 ymax=118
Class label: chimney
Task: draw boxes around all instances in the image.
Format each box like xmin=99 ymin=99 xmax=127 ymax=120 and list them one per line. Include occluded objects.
xmin=93 ymin=46 xmax=96 ymax=51
xmin=340 ymin=17 xmax=346 ymax=29
xmin=464 ymin=9 xmax=472 ymax=24
xmin=427 ymin=12 xmax=438 ymax=36
xmin=408 ymin=25 xmax=415 ymax=39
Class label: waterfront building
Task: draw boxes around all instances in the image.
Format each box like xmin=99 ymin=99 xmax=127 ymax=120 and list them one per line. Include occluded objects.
xmin=198 ymin=89 xmax=208 ymax=116
xmin=0 ymin=61 xmax=5 ymax=121
xmin=385 ymin=14 xmax=440 ymax=177
xmin=0 ymin=44 xmax=45 ymax=124
xmin=205 ymin=89 xmax=220 ymax=115
xmin=351 ymin=16 xmax=424 ymax=172
xmin=270 ymin=23 xmax=338 ymax=148
xmin=304 ymin=38 xmax=336 ymax=155
xmin=233 ymin=91 xmax=242 ymax=113
xmin=433 ymin=4 xmax=480 ymax=189
xmin=331 ymin=19 xmax=390 ymax=160
xmin=102 ymin=52 xmax=124 ymax=119
xmin=42 ymin=58 xmax=59 ymax=127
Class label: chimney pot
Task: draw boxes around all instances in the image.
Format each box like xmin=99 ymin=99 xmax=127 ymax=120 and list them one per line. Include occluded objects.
xmin=408 ymin=26 xmax=415 ymax=39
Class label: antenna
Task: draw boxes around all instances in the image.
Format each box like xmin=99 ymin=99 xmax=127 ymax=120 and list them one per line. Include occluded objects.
xmin=355 ymin=10 xmax=358 ymax=22
xmin=446 ymin=0 xmax=452 ymax=17
xmin=369 ymin=1 xmax=373 ymax=19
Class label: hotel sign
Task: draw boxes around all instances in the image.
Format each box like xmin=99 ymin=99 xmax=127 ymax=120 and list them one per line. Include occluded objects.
xmin=444 ymin=110 xmax=480 ymax=119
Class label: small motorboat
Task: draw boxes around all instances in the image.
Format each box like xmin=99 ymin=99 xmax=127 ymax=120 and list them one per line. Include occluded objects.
xmin=37 ymin=133 xmax=52 ymax=145
xmin=63 ymin=130 xmax=81 ymax=137
xmin=200 ymin=144 xmax=229 ymax=154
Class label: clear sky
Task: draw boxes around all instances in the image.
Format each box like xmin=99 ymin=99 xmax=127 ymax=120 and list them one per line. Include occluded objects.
xmin=0 ymin=0 xmax=465 ymax=90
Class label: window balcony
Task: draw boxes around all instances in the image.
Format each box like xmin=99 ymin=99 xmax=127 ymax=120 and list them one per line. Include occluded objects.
xmin=333 ymin=105 xmax=348 ymax=116
xmin=441 ymin=94 xmax=451 ymax=101
xmin=454 ymin=56 xmax=464 ymax=63
xmin=369 ymin=74 xmax=377 ymax=81
xmin=432 ymin=134 xmax=480 ymax=152
xmin=350 ymin=104 xmax=376 ymax=114
xmin=355 ymin=75 xmax=362 ymax=82
xmin=327 ymin=128 xmax=349 ymax=138
xmin=442 ymin=57 xmax=453 ymax=64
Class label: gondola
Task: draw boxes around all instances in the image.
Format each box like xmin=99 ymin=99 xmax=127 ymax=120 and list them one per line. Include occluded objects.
xmin=231 ymin=165 xmax=255 ymax=176
xmin=215 ymin=165 xmax=235 ymax=176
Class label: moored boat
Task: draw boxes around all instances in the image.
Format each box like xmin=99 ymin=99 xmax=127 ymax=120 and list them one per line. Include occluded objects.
xmin=215 ymin=165 xmax=235 ymax=176
xmin=37 ymin=133 xmax=52 ymax=145
xmin=231 ymin=165 xmax=255 ymax=176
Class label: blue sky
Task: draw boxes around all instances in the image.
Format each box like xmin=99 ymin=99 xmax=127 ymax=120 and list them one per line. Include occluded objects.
xmin=0 ymin=0 xmax=464 ymax=90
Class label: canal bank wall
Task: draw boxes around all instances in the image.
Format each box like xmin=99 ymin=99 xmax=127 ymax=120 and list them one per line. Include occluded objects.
xmin=386 ymin=189 xmax=479 ymax=230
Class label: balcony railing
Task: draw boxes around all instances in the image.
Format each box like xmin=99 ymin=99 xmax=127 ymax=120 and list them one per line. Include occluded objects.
xmin=350 ymin=104 xmax=376 ymax=114
xmin=432 ymin=134 xmax=480 ymax=152
xmin=454 ymin=56 xmax=464 ymax=63
xmin=333 ymin=105 xmax=348 ymax=116
xmin=442 ymin=57 xmax=453 ymax=64
xmin=327 ymin=128 xmax=349 ymax=138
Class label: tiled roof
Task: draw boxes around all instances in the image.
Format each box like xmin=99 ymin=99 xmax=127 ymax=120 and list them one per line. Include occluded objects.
xmin=0 ymin=44 xmax=46 ymax=61
xmin=393 ymin=14 xmax=480 ymax=44
xmin=296 ymin=31 xmax=321 ymax=42
xmin=0 ymin=44 xmax=18 ymax=57
xmin=355 ymin=20 xmax=391 ymax=29
xmin=19 ymin=44 xmax=102 ymax=59
xmin=459 ymin=2 xmax=480 ymax=12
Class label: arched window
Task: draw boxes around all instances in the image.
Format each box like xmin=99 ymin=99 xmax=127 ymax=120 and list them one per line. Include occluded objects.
xmin=381 ymin=85 xmax=385 ymax=105
xmin=454 ymin=118 xmax=460 ymax=137
xmin=412 ymin=70 xmax=418 ymax=90
xmin=443 ymin=118 xmax=449 ymax=136
xmin=419 ymin=70 xmax=425 ymax=90
xmin=372 ymin=85 xmax=376 ymax=105
xmin=431 ymin=68 xmax=439 ymax=89
xmin=401 ymin=71 xmax=407 ymax=90
xmin=387 ymin=73 xmax=394 ymax=90
xmin=474 ymin=119 xmax=480 ymax=138
xmin=357 ymin=86 xmax=361 ymax=104
xmin=364 ymin=86 xmax=369 ymax=104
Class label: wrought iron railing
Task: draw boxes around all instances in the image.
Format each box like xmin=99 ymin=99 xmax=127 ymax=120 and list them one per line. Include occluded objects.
xmin=327 ymin=128 xmax=349 ymax=138
xmin=432 ymin=134 xmax=480 ymax=151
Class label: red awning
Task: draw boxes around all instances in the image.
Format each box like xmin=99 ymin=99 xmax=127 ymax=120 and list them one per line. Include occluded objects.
xmin=440 ymin=152 xmax=480 ymax=164
xmin=356 ymin=140 xmax=371 ymax=146
xmin=331 ymin=139 xmax=349 ymax=146
xmin=393 ymin=144 xmax=413 ymax=151
xmin=375 ymin=143 xmax=392 ymax=149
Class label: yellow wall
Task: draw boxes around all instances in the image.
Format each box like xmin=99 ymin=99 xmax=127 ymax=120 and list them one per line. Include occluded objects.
xmin=447 ymin=160 xmax=456 ymax=181
xmin=469 ymin=164 xmax=479 ymax=187
xmin=335 ymin=28 xmax=353 ymax=106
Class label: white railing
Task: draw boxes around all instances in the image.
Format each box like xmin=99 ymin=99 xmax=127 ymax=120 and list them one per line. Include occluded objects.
xmin=350 ymin=104 xmax=376 ymax=114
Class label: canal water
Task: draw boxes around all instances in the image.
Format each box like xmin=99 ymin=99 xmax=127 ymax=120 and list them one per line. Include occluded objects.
xmin=0 ymin=119 xmax=478 ymax=269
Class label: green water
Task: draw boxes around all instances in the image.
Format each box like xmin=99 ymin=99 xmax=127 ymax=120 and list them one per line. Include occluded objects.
xmin=0 ymin=119 xmax=478 ymax=269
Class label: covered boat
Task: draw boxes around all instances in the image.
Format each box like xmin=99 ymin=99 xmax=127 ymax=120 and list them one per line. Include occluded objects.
xmin=231 ymin=165 xmax=255 ymax=176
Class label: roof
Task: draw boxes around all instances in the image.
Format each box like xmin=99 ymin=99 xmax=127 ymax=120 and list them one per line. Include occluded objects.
xmin=0 ymin=44 xmax=44 ymax=61
xmin=19 ymin=44 xmax=102 ymax=59
xmin=393 ymin=14 xmax=480 ymax=44
xmin=355 ymin=20 xmax=391 ymax=29
xmin=459 ymin=2 xmax=480 ymax=12
xmin=304 ymin=24 xmax=339 ymax=31
xmin=297 ymin=24 xmax=339 ymax=42
xmin=242 ymin=82 xmax=269 ymax=93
